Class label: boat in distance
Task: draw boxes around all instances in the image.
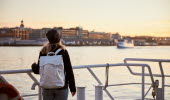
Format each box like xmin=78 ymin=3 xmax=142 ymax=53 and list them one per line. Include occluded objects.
xmin=117 ymin=39 xmax=134 ymax=48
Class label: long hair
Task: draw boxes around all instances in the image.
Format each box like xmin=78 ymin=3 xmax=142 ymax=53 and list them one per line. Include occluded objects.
xmin=40 ymin=40 xmax=65 ymax=54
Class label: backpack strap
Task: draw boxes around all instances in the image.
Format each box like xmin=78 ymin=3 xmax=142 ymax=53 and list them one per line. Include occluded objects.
xmin=55 ymin=48 xmax=62 ymax=55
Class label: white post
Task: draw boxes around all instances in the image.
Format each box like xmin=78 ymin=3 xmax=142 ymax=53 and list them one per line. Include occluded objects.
xmin=162 ymin=77 xmax=165 ymax=100
xmin=77 ymin=87 xmax=85 ymax=100
xmin=95 ymin=85 xmax=103 ymax=100
xmin=39 ymin=87 xmax=42 ymax=100
xmin=142 ymin=66 xmax=145 ymax=100
xmin=159 ymin=62 xmax=165 ymax=100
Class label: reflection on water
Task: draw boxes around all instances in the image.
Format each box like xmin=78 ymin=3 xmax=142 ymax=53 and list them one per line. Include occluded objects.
xmin=0 ymin=46 xmax=170 ymax=100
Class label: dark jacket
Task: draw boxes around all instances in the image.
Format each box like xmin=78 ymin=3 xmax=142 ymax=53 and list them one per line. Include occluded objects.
xmin=32 ymin=48 xmax=76 ymax=92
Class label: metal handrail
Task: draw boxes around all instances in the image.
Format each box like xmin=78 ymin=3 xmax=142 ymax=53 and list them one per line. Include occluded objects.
xmin=0 ymin=63 xmax=155 ymax=85
xmin=124 ymin=58 xmax=170 ymax=62
xmin=124 ymin=58 xmax=170 ymax=77
xmin=0 ymin=69 xmax=32 ymax=74
xmin=0 ymin=63 xmax=155 ymax=100
xmin=124 ymin=58 xmax=170 ymax=100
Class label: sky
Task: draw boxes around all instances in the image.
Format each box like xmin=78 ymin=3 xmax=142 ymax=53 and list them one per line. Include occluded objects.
xmin=0 ymin=0 xmax=170 ymax=37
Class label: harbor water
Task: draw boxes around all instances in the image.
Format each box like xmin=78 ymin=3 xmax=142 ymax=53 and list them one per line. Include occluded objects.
xmin=0 ymin=46 xmax=170 ymax=100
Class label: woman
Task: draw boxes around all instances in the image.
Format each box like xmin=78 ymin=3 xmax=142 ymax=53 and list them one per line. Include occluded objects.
xmin=32 ymin=29 xmax=76 ymax=100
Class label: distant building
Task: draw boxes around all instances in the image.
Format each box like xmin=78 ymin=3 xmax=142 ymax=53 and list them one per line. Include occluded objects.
xmin=0 ymin=28 xmax=15 ymax=38
xmin=54 ymin=27 xmax=88 ymax=40
xmin=62 ymin=28 xmax=77 ymax=39
xmin=155 ymin=37 xmax=170 ymax=45
xmin=13 ymin=28 xmax=31 ymax=40
xmin=111 ymin=33 xmax=121 ymax=40
xmin=29 ymin=27 xmax=88 ymax=40
xmin=158 ymin=40 xmax=170 ymax=45
xmin=0 ymin=27 xmax=31 ymax=40
xmin=0 ymin=28 xmax=16 ymax=45
xmin=29 ymin=29 xmax=44 ymax=40
xmin=29 ymin=28 xmax=50 ymax=40
xmin=13 ymin=20 xmax=31 ymax=40
xmin=0 ymin=27 xmax=28 ymax=45
xmin=89 ymin=31 xmax=111 ymax=40
xmin=20 ymin=20 xmax=24 ymax=29
xmin=81 ymin=30 xmax=89 ymax=39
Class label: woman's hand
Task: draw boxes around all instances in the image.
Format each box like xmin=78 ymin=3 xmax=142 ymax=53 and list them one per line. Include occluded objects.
xmin=71 ymin=92 xmax=76 ymax=96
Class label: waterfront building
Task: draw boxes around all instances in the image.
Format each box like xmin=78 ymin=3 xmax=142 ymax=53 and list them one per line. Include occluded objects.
xmin=111 ymin=33 xmax=121 ymax=40
xmin=13 ymin=20 xmax=32 ymax=40
xmin=29 ymin=28 xmax=50 ymax=40
xmin=132 ymin=36 xmax=159 ymax=46
xmin=0 ymin=27 xmax=31 ymax=41
xmin=62 ymin=28 xmax=78 ymax=39
xmin=81 ymin=30 xmax=89 ymax=39
xmin=157 ymin=37 xmax=170 ymax=45
xmin=14 ymin=29 xmax=31 ymax=40
xmin=20 ymin=20 xmax=24 ymax=29
xmin=88 ymin=31 xmax=111 ymax=40
xmin=0 ymin=28 xmax=15 ymax=38
xmin=54 ymin=27 xmax=86 ymax=40
xmin=0 ymin=28 xmax=16 ymax=45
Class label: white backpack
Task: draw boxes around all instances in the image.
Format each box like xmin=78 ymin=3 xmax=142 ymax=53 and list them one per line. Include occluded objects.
xmin=39 ymin=48 xmax=65 ymax=89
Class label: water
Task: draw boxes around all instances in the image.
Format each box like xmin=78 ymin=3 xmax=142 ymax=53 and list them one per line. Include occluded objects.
xmin=0 ymin=46 xmax=170 ymax=100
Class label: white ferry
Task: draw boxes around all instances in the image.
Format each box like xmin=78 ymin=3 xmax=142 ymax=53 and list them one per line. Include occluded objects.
xmin=117 ymin=39 xmax=134 ymax=48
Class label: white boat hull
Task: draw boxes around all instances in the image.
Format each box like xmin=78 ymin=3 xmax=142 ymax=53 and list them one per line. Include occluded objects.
xmin=117 ymin=40 xmax=134 ymax=48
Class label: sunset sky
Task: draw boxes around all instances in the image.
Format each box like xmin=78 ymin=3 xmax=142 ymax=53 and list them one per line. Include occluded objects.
xmin=0 ymin=0 xmax=170 ymax=37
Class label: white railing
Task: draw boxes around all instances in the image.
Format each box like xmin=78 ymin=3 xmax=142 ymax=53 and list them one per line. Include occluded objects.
xmin=0 ymin=58 xmax=170 ymax=100
xmin=124 ymin=58 xmax=170 ymax=100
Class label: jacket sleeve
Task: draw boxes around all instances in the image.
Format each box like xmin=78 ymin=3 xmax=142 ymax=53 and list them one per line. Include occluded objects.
xmin=63 ymin=50 xmax=76 ymax=92
xmin=31 ymin=52 xmax=41 ymax=74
